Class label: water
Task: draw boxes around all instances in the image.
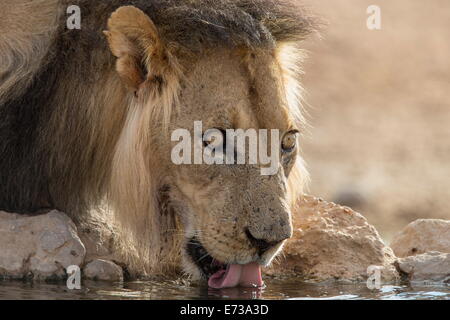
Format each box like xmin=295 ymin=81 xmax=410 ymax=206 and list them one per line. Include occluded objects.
xmin=0 ymin=278 xmax=448 ymax=300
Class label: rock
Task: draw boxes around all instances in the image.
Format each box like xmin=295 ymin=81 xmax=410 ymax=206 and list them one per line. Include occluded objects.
xmin=390 ymin=219 xmax=450 ymax=258
xmin=396 ymin=251 xmax=450 ymax=283
xmin=0 ymin=210 xmax=85 ymax=280
xmin=266 ymin=195 xmax=399 ymax=282
xmin=84 ymin=259 xmax=123 ymax=281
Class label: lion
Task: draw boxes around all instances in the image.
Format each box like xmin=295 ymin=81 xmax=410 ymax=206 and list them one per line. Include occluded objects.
xmin=0 ymin=0 xmax=317 ymax=287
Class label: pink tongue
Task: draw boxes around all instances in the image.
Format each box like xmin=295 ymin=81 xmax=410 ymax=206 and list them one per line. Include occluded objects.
xmin=208 ymin=263 xmax=263 ymax=289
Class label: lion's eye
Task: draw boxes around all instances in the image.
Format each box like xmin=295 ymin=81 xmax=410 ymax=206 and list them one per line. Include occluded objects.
xmin=281 ymin=130 xmax=299 ymax=153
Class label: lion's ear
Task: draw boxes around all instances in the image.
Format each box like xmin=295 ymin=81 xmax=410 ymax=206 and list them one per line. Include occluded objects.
xmin=103 ymin=6 xmax=164 ymax=93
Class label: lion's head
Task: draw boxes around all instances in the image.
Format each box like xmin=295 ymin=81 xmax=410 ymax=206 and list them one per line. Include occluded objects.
xmin=103 ymin=2 xmax=316 ymax=287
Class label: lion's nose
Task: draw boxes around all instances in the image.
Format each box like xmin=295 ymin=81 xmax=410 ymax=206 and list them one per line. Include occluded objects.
xmin=245 ymin=228 xmax=286 ymax=255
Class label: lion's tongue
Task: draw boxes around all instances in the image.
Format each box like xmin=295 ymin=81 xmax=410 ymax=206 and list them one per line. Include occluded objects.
xmin=208 ymin=263 xmax=263 ymax=289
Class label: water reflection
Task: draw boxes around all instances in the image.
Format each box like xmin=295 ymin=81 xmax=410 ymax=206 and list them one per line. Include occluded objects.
xmin=207 ymin=287 xmax=264 ymax=299
xmin=0 ymin=278 xmax=448 ymax=300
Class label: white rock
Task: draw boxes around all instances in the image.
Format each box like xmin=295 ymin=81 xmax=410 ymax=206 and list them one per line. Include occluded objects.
xmin=390 ymin=219 xmax=450 ymax=258
xmin=83 ymin=259 xmax=123 ymax=281
xmin=0 ymin=210 xmax=85 ymax=280
xmin=266 ymin=195 xmax=399 ymax=282
xmin=396 ymin=251 xmax=450 ymax=283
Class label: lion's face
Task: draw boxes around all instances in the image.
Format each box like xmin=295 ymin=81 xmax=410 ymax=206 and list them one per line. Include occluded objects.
xmin=105 ymin=6 xmax=307 ymax=286
xmin=160 ymin=50 xmax=300 ymax=286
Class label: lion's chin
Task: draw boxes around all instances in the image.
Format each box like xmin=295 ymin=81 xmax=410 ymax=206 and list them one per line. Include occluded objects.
xmin=185 ymin=237 xmax=264 ymax=289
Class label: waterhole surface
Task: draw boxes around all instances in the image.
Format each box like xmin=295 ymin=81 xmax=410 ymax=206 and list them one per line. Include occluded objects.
xmin=0 ymin=278 xmax=448 ymax=300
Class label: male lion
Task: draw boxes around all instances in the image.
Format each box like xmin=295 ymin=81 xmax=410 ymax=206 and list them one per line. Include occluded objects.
xmin=0 ymin=0 xmax=316 ymax=288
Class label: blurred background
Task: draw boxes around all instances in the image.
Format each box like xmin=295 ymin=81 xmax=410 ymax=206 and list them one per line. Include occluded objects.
xmin=299 ymin=0 xmax=450 ymax=241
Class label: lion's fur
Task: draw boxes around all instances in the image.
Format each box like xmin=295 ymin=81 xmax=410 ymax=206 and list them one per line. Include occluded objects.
xmin=0 ymin=0 xmax=317 ymax=278
xmin=0 ymin=0 xmax=60 ymax=105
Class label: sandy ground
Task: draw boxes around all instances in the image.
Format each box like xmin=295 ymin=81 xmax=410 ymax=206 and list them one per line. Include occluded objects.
xmin=298 ymin=0 xmax=450 ymax=240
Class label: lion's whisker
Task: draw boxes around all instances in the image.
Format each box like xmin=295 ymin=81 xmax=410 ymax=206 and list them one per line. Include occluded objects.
xmin=197 ymin=252 xmax=212 ymax=262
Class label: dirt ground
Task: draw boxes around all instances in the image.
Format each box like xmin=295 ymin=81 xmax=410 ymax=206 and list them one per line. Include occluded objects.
xmin=298 ymin=0 xmax=450 ymax=240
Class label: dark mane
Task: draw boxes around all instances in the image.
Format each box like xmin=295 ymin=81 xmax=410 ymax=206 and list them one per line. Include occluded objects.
xmin=141 ymin=0 xmax=318 ymax=49
xmin=71 ymin=0 xmax=318 ymax=52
